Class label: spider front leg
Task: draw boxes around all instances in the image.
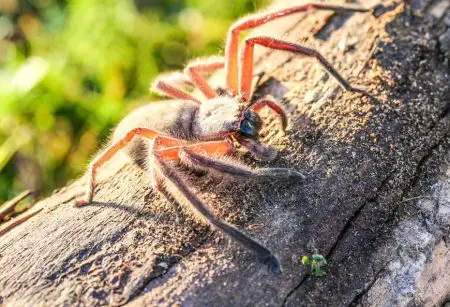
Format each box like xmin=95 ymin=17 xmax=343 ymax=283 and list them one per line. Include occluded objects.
xmin=180 ymin=148 xmax=305 ymax=180
xmin=240 ymin=36 xmax=368 ymax=101
xmin=184 ymin=57 xmax=225 ymax=99
xmin=224 ymin=3 xmax=369 ymax=95
xmin=151 ymin=143 xmax=282 ymax=273
xmin=75 ymin=129 xmax=185 ymax=206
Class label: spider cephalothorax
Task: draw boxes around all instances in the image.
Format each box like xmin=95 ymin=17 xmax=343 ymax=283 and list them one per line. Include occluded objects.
xmin=190 ymin=96 xmax=282 ymax=160
xmin=76 ymin=3 xmax=370 ymax=273
xmin=192 ymin=96 xmax=245 ymax=140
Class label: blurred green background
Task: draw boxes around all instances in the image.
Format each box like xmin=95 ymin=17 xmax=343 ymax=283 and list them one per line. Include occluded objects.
xmin=0 ymin=0 xmax=269 ymax=203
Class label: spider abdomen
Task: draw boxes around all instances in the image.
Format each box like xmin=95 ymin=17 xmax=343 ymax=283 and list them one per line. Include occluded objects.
xmin=112 ymin=100 xmax=198 ymax=166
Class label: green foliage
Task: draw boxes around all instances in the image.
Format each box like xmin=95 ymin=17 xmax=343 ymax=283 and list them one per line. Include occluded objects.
xmin=0 ymin=0 xmax=268 ymax=203
xmin=301 ymin=254 xmax=327 ymax=277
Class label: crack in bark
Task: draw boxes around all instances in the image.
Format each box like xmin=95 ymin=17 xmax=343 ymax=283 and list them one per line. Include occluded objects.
xmin=280 ymin=275 xmax=308 ymax=307
xmin=281 ymin=107 xmax=449 ymax=306
xmin=280 ymin=171 xmax=395 ymax=307
xmin=326 ymin=198 xmax=375 ymax=259
xmin=343 ymin=135 xmax=449 ymax=306
xmin=347 ymin=269 xmax=386 ymax=307
xmin=408 ymin=139 xmax=446 ymax=194
xmin=382 ymin=136 xmax=448 ymax=229
xmin=346 ymin=137 xmax=449 ymax=306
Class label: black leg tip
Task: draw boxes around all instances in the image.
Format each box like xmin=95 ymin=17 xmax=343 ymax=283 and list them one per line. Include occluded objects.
xmin=260 ymin=254 xmax=283 ymax=274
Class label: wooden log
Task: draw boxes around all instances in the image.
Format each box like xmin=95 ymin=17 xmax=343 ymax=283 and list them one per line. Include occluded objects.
xmin=0 ymin=0 xmax=449 ymax=306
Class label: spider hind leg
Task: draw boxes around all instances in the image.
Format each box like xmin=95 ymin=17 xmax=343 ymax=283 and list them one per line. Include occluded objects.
xmin=152 ymin=155 xmax=283 ymax=273
xmin=184 ymin=57 xmax=225 ymax=99
xmin=152 ymin=139 xmax=282 ymax=272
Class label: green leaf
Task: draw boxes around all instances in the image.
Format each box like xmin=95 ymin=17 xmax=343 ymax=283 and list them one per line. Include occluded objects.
xmin=312 ymin=254 xmax=327 ymax=264
xmin=301 ymin=256 xmax=310 ymax=265
xmin=312 ymin=267 xmax=326 ymax=277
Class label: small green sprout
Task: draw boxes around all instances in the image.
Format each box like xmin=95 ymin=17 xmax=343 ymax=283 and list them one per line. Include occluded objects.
xmin=301 ymin=254 xmax=327 ymax=277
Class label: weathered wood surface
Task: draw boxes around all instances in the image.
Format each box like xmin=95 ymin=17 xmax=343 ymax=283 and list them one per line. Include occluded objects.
xmin=1 ymin=0 xmax=449 ymax=306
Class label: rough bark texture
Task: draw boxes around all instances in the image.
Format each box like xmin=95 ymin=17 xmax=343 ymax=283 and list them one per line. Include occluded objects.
xmin=1 ymin=0 xmax=449 ymax=306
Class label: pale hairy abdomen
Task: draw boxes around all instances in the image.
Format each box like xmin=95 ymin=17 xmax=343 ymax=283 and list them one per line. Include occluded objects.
xmin=112 ymin=100 xmax=198 ymax=166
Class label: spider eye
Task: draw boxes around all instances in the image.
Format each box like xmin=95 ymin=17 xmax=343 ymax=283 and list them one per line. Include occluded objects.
xmin=239 ymin=110 xmax=262 ymax=138
xmin=240 ymin=119 xmax=255 ymax=137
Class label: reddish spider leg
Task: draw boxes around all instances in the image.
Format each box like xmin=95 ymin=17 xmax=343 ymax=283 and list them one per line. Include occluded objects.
xmin=152 ymin=73 xmax=201 ymax=104
xmin=152 ymin=58 xmax=225 ymax=102
xmin=150 ymin=137 xmax=232 ymax=219
xmin=224 ymin=3 xmax=369 ymax=95
xmin=185 ymin=57 xmax=225 ymax=99
xmin=249 ymin=98 xmax=288 ymax=130
xmin=151 ymin=141 xmax=282 ymax=272
xmin=75 ymin=130 xmax=232 ymax=206
xmin=75 ymin=128 xmax=185 ymax=206
xmin=240 ymin=36 xmax=368 ymax=101
xmin=179 ymin=148 xmax=305 ymax=179
xmin=152 ymin=135 xmax=304 ymax=180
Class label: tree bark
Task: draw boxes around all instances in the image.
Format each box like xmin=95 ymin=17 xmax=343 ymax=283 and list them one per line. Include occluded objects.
xmin=1 ymin=0 xmax=449 ymax=306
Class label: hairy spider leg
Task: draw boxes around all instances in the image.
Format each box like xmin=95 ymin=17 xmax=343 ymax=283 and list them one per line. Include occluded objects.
xmin=152 ymin=73 xmax=201 ymax=104
xmin=153 ymin=137 xmax=233 ymax=216
xmin=148 ymin=152 xmax=185 ymax=222
xmin=75 ymin=128 xmax=185 ymax=206
xmin=154 ymin=139 xmax=233 ymax=161
xmin=155 ymin=71 xmax=196 ymax=88
xmin=249 ymin=99 xmax=288 ymax=131
xmin=152 ymin=175 xmax=185 ymax=222
xmin=151 ymin=137 xmax=233 ymax=218
xmin=224 ymin=3 xmax=369 ymax=95
xmin=180 ymin=149 xmax=305 ymax=179
xmin=154 ymin=137 xmax=303 ymax=179
xmin=240 ymin=36 xmax=368 ymax=101
xmin=151 ymin=141 xmax=282 ymax=273
xmin=184 ymin=57 xmax=225 ymax=99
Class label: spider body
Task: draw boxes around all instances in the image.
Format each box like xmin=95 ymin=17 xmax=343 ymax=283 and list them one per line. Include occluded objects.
xmin=76 ymin=3 xmax=371 ymax=273
xmin=113 ymin=97 xmax=268 ymax=167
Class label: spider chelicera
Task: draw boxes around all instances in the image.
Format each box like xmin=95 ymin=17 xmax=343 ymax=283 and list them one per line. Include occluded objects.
xmin=75 ymin=3 xmax=370 ymax=273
